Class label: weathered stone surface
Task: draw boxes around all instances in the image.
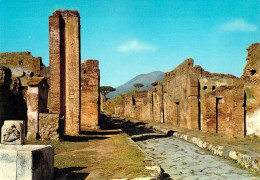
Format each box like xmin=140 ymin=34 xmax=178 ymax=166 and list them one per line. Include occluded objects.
xmin=204 ymin=86 xmax=245 ymax=137
xmin=27 ymin=78 xmax=48 ymax=139
xmin=0 ymin=144 xmax=54 ymax=180
xmin=39 ymin=113 xmax=61 ymax=140
xmin=109 ymin=43 xmax=260 ymax=137
xmin=124 ymin=90 xmax=151 ymax=121
xmin=1 ymin=120 xmax=25 ymax=145
xmin=134 ymin=132 xmax=258 ymax=179
xmin=48 ymin=10 xmax=81 ymax=136
xmin=242 ymin=43 xmax=260 ymax=136
xmin=0 ymin=66 xmax=28 ymax=136
xmin=81 ymin=60 xmax=100 ymax=130
xmin=151 ymin=81 xmax=163 ymax=123
xmin=0 ymin=51 xmax=43 ymax=77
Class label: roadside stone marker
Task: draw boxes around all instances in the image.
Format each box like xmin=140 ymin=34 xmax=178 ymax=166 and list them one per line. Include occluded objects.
xmin=0 ymin=120 xmax=54 ymax=179
xmin=1 ymin=120 xmax=25 ymax=145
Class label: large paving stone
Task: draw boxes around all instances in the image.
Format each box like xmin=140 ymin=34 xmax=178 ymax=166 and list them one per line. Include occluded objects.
xmin=135 ymin=132 xmax=258 ymax=179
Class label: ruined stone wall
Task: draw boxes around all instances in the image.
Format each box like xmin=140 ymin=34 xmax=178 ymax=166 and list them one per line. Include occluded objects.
xmin=0 ymin=67 xmax=10 ymax=136
xmin=194 ymin=66 xmax=241 ymax=131
xmin=241 ymin=43 xmax=260 ymax=136
xmin=81 ymin=60 xmax=100 ymax=130
xmin=27 ymin=78 xmax=48 ymax=139
xmin=162 ymin=58 xmax=241 ymax=133
xmin=163 ymin=58 xmax=195 ymax=128
xmin=0 ymin=52 xmax=43 ymax=77
xmin=124 ymin=91 xmax=151 ymax=121
xmin=105 ymin=43 xmax=260 ymax=137
xmin=48 ymin=10 xmax=81 ymax=136
xmin=204 ymin=86 xmax=244 ymax=137
xmin=186 ymin=74 xmax=199 ymax=130
xmin=0 ymin=51 xmax=45 ymax=103
xmin=100 ymin=93 xmax=104 ymax=112
xmin=0 ymin=66 xmax=27 ymax=136
xmin=151 ymin=81 xmax=163 ymax=123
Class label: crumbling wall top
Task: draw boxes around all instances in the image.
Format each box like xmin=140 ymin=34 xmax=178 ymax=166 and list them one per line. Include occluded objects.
xmin=242 ymin=43 xmax=260 ymax=85
xmin=50 ymin=10 xmax=80 ymax=18
xmin=82 ymin=59 xmax=99 ymax=70
xmin=0 ymin=52 xmax=43 ymax=77
xmin=168 ymin=58 xmax=194 ymax=73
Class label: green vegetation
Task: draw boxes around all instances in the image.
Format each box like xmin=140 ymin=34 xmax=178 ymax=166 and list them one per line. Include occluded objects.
xmin=104 ymin=93 xmax=125 ymax=114
xmin=134 ymin=83 xmax=144 ymax=91
xmin=100 ymin=86 xmax=116 ymax=99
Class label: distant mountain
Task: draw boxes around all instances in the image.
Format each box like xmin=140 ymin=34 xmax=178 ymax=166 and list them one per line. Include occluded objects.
xmin=107 ymin=71 xmax=164 ymax=99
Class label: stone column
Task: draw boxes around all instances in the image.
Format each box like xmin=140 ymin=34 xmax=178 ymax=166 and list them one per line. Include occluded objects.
xmin=48 ymin=10 xmax=81 ymax=136
xmin=27 ymin=86 xmax=39 ymax=139
xmin=81 ymin=60 xmax=100 ymax=130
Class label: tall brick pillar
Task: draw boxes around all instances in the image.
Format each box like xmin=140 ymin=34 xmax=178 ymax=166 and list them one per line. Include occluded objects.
xmin=81 ymin=60 xmax=100 ymax=130
xmin=48 ymin=10 xmax=81 ymax=136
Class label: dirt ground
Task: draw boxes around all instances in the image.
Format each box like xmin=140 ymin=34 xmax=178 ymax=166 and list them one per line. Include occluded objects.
xmin=28 ymin=115 xmax=156 ymax=180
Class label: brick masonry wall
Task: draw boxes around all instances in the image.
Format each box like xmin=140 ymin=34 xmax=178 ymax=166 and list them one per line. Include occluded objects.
xmin=48 ymin=10 xmax=81 ymax=136
xmin=204 ymin=86 xmax=244 ymax=137
xmin=0 ymin=51 xmax=42 ymax=77
xmin=123 ymin=91 xmax=151 ymax=121
xmin=81 ymin=60 xmax=100 ymax=130
xmin=151 ymin=81 xmax=164 ymax=123
xmin=48 ymin=12 xmax=62 ymax=114
xmin=163 ymin=58 xmax=194 ymax=127
xmin=105 ymin=43 xmax=260 ymax=137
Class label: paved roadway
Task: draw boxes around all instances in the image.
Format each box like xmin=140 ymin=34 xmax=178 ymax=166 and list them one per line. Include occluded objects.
xmin=132 ymin=132 xmax=259 ymax=180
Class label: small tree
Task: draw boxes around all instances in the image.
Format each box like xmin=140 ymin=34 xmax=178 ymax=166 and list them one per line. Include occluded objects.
xmin=133 ymin=83 xmax=144 ymax=91
xmin=100 ymin=86 xmax=116 ymax=99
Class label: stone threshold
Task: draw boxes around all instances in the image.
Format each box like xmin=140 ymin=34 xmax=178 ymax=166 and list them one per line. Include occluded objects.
xmin=123 ymin=117 xmax=260 ymax=173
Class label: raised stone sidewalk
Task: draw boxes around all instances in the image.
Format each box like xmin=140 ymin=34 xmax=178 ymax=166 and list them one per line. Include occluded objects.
xmin=121 ymin=117 xmax=260 ymax=173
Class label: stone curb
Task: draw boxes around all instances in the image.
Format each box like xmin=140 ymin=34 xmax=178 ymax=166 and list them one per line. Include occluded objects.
xmin=108 ymin=114 xmax=163 ymax=180
xmin=112 ymin=114 xmax=259 ymax=173
xmin=150 ymin=124 xmax=260 ymax=173
xmin=125 ymin=136 xmax=164 ymax=180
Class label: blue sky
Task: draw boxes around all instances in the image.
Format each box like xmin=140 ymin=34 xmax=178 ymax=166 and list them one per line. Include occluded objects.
xmin=0 ymin=0 xmax=259 ymax=87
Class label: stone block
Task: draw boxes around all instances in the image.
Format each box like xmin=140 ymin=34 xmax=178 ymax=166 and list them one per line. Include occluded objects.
xmin=1 ymin=120 xmax=25 ymax=145
xmin=0 ymin=144 xmax=54 ymax=180
xmin=39 ymin=113 xmax=61 ymax=140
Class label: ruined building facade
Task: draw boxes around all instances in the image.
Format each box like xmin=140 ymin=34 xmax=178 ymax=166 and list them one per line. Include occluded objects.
xmin=0 ymin=52 xmax=44 ymax=137
xmin=241 ymin=43 xmax=260 ymax=136
xmin=108 ymin=43 xmax=260 ymax=137
xmin=81 ymin=60 xmax=100 ymax=130
xmin=0 ymin=10 xmax=100 ymax=140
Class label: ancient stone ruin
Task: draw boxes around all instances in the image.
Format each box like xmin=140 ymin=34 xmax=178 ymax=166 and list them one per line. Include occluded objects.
xmin=0 ymin=10 xmax=101 ymax=140
xmin=108 ymin=43 xmax=260 ymax=138
xmin=81 ymin=60 xmax=100 ymax=130
xmin=1 ymin=120 xmax=25 ymax=145
xmin=48 ymin=10 xmax=81 ymax=136
xmin=0 ymin=120 xmax=54 ymax=179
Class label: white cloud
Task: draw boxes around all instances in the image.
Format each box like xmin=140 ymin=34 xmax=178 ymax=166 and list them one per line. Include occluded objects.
xmin=117 ymin=40 xmax=157 ymax=53
xmin=220 ymin=18 xmax=257 ymax=32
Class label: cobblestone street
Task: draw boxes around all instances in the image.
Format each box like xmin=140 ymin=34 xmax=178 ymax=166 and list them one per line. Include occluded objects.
xmin=132 ymin=132 xmax=258 ymax=180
